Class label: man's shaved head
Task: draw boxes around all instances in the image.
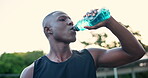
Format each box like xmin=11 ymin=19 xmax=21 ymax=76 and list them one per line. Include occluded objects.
xmin=42 ymin=11 xmax=65 ymax=28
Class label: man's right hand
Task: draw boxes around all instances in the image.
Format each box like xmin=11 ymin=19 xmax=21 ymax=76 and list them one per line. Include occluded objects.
xmin=83 ymin=9 xmax=111 ymax=30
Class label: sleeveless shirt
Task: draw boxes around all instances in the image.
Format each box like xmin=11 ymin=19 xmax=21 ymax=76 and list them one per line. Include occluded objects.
xmin=33 ymin=49 xmax=97 ymax=78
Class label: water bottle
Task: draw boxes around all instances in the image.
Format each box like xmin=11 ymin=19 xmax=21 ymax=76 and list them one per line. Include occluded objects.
xmin=73 ymin=8 xmax=111 ymax=31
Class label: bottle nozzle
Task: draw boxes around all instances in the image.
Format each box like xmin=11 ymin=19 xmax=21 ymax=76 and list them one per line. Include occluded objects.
xmin=70 ymin=26 xmax=79 ymax=31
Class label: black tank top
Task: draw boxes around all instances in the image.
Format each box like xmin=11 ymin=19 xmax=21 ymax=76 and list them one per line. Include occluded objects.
xmin=33 ymin=49 xmax=97 ymax=78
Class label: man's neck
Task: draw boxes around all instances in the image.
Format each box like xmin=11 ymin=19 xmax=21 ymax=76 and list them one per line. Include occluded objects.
xmin=47 ymin=40 xmax=72 ymax=62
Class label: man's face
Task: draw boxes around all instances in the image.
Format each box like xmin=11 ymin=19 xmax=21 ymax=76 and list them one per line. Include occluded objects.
xmin=49 ymin=12 xmax=76 ymax=43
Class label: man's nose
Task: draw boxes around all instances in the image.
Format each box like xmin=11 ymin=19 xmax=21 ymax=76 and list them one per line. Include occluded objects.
xmin=67 ymin=19 xmax=74 ymax=26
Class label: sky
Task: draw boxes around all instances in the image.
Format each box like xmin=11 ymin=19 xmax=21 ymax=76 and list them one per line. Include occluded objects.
xmin=0 ymin=0 xmax=148 ymax=53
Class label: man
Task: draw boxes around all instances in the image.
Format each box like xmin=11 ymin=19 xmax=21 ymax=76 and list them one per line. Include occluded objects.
xmin=20 ymin=9 xmax=145 ymax=78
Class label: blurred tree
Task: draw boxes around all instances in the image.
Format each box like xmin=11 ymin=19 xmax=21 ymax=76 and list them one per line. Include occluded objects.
xmin=0 ymin=50 xmax=44 ymax=74
xmin=81 ymin=22 xmax=148 ymax=51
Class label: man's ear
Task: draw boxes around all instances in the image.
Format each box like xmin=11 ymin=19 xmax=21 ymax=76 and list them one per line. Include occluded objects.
xmin=44 ymin=26 xmax=53 ymax=34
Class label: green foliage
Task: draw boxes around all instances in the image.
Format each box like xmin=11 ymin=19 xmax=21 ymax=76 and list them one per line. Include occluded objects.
xmin=118 ymin=74 xmax=131 ymax=78
xmin=0 ymin=51 xmax=44 ymax=74
xmin=81 ymin=41 xmax=90 ymax=46
xmin=136 ymin=71 xmax=148 ymax=78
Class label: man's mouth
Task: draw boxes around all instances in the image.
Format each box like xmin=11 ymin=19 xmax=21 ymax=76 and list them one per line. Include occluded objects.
xmin=70 ymin=27 xmax=76 ymax=35
xmin=70 ymin=26 xmax=78 ymax=31
xmin=70 ymin=27 xmax=74 ymax=30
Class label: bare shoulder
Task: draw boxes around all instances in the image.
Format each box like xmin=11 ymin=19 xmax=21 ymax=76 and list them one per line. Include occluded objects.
xmin=87 ymin=48 xmax=106 ymax=52
xmin=20 ymin=63 xmax=34 ymax=78
xmin=86 ymin=48 xmax=107 ymax=66
xmin=86 ymin=48 xmax=107 ymax=58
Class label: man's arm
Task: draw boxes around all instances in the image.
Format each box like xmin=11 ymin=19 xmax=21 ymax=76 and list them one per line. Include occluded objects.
xmin=20 ymin=63 xmax=34 ymax=78
xmin=85 ymin=16 xmax=146 ymax=68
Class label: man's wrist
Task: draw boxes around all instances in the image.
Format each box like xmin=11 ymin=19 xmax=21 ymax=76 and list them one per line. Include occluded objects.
xmin=105 ymin=16 xmax=115 ymax=28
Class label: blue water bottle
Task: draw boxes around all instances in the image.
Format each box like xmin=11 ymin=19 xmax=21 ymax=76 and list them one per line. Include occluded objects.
xmin=73 ymin=8 xmax=111 ymax=31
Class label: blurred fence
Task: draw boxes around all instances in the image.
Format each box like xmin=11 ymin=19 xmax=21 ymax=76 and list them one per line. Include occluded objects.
xmin=97 ymin=58 xmax=148 ymax=78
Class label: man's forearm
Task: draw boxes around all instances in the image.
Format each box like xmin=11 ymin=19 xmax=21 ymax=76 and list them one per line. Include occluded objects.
xmin=106 ymin=16 xmax=145 ymax=59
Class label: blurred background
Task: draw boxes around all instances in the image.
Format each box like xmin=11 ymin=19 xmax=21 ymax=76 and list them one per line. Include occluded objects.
xmin=0 ymin=0 xmax=148 ymax=78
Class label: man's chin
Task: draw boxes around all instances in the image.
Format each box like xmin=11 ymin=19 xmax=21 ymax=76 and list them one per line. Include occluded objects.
xmin=65 ymin=39 xmax=76 ymax=44
xmin=71 ymin=38 xmax=76 ymax=42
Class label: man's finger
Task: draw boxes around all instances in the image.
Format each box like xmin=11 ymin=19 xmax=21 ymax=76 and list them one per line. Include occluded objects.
xmin=84 ymin=26 xmax=98 ymax=29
